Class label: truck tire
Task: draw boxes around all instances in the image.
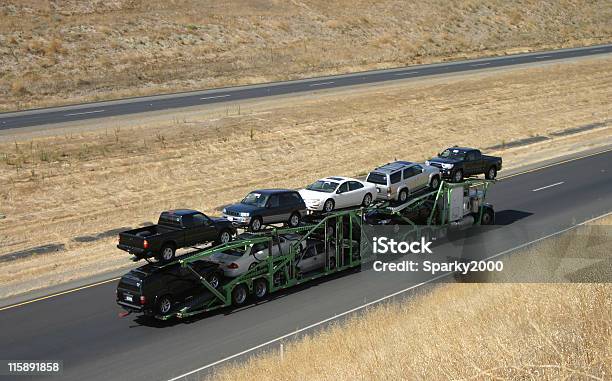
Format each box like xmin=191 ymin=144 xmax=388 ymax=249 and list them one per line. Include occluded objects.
xmin=216 ymin=229 xmax=232 ymax=245
xmin=485 ymin=166 xmax=497 ymax=180
xmin=429 ymin=176 xmax=440 ymax=190
xmin=249 ymin=217 xmax=263 ymax=232
xmin=158 ymin=244 xmax=175 ymax=262
xmin=156 ymin=295 xmax=173 ymax=315
xmin=323 ymin=199 xmax=335 ymax=213
xmin=398 ymin=189 xmax=408 ymax=203
xmin=481 ymin=208 xmax=494 ymax=225
xmin=253 ymin=278 xmax=268 ymax=299
xmin=231 ymin=284 xmax=248 ymax=306
xmin=452 ymin=169 xmax=464 ymax=183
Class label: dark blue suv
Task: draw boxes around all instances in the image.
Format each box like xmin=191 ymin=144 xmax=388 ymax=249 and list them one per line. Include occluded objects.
xmin=222 ymin=189 xmax=307 ymax=231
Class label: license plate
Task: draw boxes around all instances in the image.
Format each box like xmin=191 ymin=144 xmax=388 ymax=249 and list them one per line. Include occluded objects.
xmin=125 ymin=294 xmax=133 ymax=302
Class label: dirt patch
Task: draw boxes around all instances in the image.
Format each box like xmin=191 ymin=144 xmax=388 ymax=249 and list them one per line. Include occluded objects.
xmin=0 ymin=0 xmax=610 ymax=111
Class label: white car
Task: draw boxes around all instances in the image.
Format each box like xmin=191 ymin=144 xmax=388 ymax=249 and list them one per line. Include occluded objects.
xmin=299 ymin=176 xmax=376 ymax=212
xmin=207 ymin=234 xmax=305 ymax=278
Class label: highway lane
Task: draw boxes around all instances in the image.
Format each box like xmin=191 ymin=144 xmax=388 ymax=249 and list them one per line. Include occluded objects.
xmin=0 ymin=151 xmax=610 ymax=381
xmin=1 ymin=44 xmax=611 ymax=130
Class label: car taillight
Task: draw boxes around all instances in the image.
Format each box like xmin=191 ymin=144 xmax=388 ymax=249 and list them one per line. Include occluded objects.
xmin=228 ymin=263 xmax=239 ymax=269
xmin=143 ymin=240 xmax=149 ymax=249
xmin=140 ymin=295 xmax=146 ymax=305
xmin=387 ymin=188 xmax=391 ymax=196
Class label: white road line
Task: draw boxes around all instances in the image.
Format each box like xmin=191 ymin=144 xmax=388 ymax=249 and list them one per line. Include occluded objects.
xmin=470 ymin=62 xmax=490 ymax=67
xmin=64 ymin=109 xmax=105 ymax=117
xmin=536 ymin=55 xmax=551 ymax=59
xmin=166 ymin=210 xmax=612 ymax=381
xmin=200 ymin=94 xmax=230 ymax=100
xmin=532 ymin=181 xmax=564 ymax=192
xmin=591 ymin=49 xmax=604 ymax=52
xmin=309 ymin=81 xmax=335 ymax=87
xmin=394 ymin=71 xmax=420 ymax=76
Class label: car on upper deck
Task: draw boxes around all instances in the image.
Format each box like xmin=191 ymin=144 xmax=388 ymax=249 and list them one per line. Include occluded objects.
xmin=222 ymin=189 xmax=307 ymax=231
xmin=365 ymin=161 xmax=440 ymax=203
xmin=299 ymin=176 xmax=376 ymax=213
xmin=117 ymin=209 xmax=235 ymax=262
xmin=426 ymin=147 xmax=502 ymax=182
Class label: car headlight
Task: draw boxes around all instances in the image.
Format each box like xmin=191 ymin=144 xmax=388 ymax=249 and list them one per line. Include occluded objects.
xmin=222 ymin=208 xmax=227 ymax=214
xmin=442 ymin=163 xmax=454 ymax=169
xmin=239 ymin=212 xmax=250 ymax=217
xmin=379 ymin=219 xmax=392 ymax=225
xmin=309 ymin=200 xmax=321 ymax=205
xmin=425 ymin=160 xmax=430 ymax=166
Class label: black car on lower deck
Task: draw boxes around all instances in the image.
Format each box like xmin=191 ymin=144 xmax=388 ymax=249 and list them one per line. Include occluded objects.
xmin=116 ymin=259 xmax=222 ymax=317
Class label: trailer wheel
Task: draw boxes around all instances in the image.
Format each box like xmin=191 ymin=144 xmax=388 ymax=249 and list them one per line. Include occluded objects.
xmin=254 ymin=278 xmax=268 ymax=299
xmin=329 ymin=257 xmax=336 ymax=270
xmin=156 ymin=295 xmax=173 ymax=315
xmin=323 ymin=199 xmax=335 ymax=213
xmin=288 ymin=212 xmax=301 ymax=227
xmin=158 ymin=244 xmax=175 ymax=262
xmin=231 ymin=284 xmax=248 ymax=306
xmin=452 ymin=169 xmax=464 ymax=183
xmin=249 ymin=217 xmax=263 ymax=232
xmin=485 ymin=166 xmax=497 ymax=180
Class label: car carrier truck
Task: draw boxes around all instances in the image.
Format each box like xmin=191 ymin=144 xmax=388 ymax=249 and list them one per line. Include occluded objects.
xmin=116 ymin=179 xmax=495 ymax=319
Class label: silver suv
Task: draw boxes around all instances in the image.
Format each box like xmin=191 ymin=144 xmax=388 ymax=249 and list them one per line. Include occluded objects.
xmin=365 ymin=161 xmax=441 ymax=202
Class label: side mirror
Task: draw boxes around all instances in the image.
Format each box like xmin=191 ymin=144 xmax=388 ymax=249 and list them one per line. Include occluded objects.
xmin=336 ymin=189 xmax=342 ymax=194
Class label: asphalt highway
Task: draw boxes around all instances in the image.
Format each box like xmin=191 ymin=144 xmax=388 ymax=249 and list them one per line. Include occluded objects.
xmin=0 ymin=150 xmax=610 ymax=381
xmin=1 ymin=44 xmax=611 ymax=130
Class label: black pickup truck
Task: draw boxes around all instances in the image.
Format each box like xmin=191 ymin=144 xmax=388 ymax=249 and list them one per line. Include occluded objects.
xmin=426 ymin=147 xmax=502 ymax=182
xmin=117 ymin=209 xmax=235 ymax=262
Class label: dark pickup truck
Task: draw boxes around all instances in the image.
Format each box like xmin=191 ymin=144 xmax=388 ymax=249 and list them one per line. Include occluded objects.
xmin=117 ymin=209 xmax=235 ymax=262
xmin=426 ymin=147 xmax=502 ymax=182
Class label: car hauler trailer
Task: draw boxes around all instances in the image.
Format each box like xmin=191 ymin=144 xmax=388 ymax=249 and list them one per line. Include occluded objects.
xmin=117 ymin=179 xmax=494 ymax=320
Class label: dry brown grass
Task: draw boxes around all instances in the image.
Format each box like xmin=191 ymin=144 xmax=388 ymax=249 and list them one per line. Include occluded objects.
xmin=209 ymin=216 xmax=612 ymax=380
xmin=0 ymin=0 xmax=610 ymax=111
xmin=210 ymin=283 xmax=611 ymax=380
xmin=0 ymin=57 xmax=610 ymax=298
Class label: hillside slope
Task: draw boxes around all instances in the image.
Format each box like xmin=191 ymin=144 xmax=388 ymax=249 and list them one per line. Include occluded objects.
xmin=1 ymin=0 xmax=610 ymax=111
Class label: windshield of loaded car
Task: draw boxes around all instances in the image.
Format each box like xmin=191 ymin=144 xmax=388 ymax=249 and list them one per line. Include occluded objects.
xmin=439 ymin=149 xmax=466 ymax=160
xmin=366 ymin=172 xmax=387 ymax=185
xmin=241 ymin=192 xmax=269 ymax=207
xmin=306 ymin=180 xmax=339 ymax=193
xmin=223 ymin=248 xmax=246 ymax=257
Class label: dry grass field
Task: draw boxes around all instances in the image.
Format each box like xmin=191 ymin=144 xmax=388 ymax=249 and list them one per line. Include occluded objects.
xmin=1 ymin=0 xmax=611 ymax=111
xmin=0 ymin=56 xmax=610 ymax=298
xmin=209 ymin=215 xmax=612 ymax=381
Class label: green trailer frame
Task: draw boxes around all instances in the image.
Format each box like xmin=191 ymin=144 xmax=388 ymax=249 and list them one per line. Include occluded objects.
xmin=155 ymin=179 xmax=494 ymax=319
